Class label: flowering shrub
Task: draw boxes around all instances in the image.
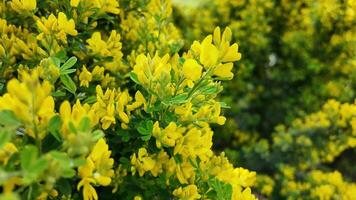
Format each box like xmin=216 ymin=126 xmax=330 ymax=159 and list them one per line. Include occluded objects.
xmin=174 ymin=0 xmax=356 ymax=199
xmin=0 ymin=0 xmax=259 ymax=200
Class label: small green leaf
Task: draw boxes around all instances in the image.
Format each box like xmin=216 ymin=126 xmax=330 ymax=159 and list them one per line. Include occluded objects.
xmin=56 ymin=179 xmax=72 ymax=195
xmin=50 ymin=57 xmax=61 ymax=67
xmin=48 ymin=115 xmax=62 ymax=142
xmin=83 ymin=96 xmax=97 ymax=104
xmin=129 ymin=72 xmax=140 ymax=84
xmin=200 ymin=85 xmax=218 ymax=95
xmin=54 ymin=50 xmax=67 ymax=62
xmin=219 ymin=102 xmax=231 ymax=109
xmin=21 ymin=145 xmax=38 ymax=171
xmin=78 ymin=117 xmax=91 ymax=132
xmin=0 ymin=110 xmax=21 ymax=127
xmin=0 ymin=129 xmax=11 ymax=147
xmin=72 ymin=158 xmax=86 ymax=167
xmin=52 ymin=90 xmax=66 ymax=97
xmin=141 ymin=134 xmax=151 ymax=141
xmin=60 ymin=74 xmax=77 ymax=94
xmin=137 ymin=120 xmax=153 ymax=136
xmin=60 ymin=68 xmax=77 ymax=75
xmin=164 ymin=93 xmax=187 ymax=105
xmin=67 ymin=121 xmax=77 ymax=134
xmin=61 ymin=56 xmax=77 ymax=71
xmin=92 ymin=130 xmax=104 ymax=141
xmin=31 ymin=158 xmax=48 ymax=175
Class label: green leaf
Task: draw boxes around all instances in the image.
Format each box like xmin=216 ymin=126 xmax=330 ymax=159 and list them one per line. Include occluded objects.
xmin=50 ymin=57 xmax=61 ymax=67
xmin=60 ymin=68 xmax=77 ymax=75
xmin=48 ymin=115 xmax=62 ymax=142
xmin=56 ymin=179 xmax=72 ymax=195
xmin=61 ymin=56 xmax=77 ymax=71
xmin=219 ymin=102 xmax=231 ymax=109
xmin=83 ymin=96 xmax=97 ymax=104
xmin=72 ymin=158 xmax=86 ymax=167
xmin=0 ymin=129 xmax=11 ymax=147
xmin=52 ymin=90 xmax=66 ymax=97
xmin=208 ymin=177 xmax=233 ymax=200
xmin=67 ymin=121 xmax=77 ymax=134
xmin=21 ymin=145 xmax=38 ymax=171
xmin=60 ymin=74 xmax=77 ymax=94
xmin=129 ymin=72 xmax=140 ymax=84
xmin=92 ymin=129 xmax=104 ymax=141
xmin=164 ymin=93 xmax=188 ymax=105
xmin=54 ymin=50 xmax=67 ymax=62
xmin=137 ymin=120 xmax=153 ymax=136
xmin=141 ymin=134 xmax=151 ymax=141
xmin=78 ymin=117 xmax=91 ymax=132
xmin=49 ymin=151 xmax=76 ymax=178
xmin=200 ymin=85 xmax=218 ymax=95
xmin=31 ymin=158 xmax=48 ymax=175
xmin=0 ymin=110 xmax=21 ymax=127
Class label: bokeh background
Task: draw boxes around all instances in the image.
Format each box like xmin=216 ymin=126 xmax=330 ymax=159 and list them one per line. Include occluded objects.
xmin=172 ymin=0 xmax=356 ymax=199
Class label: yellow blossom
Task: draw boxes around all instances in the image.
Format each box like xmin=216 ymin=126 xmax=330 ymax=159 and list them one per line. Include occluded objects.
xmin=0 ymin=143 xmax=18 ymax=165
xmin=152 ymin=122 xmax=184 ymax=148
xmin=58 ymin=12 xmax=78 ymax=36
xmin=183 ymin=59 xmax=203 ymax=82
xmin=199 ymin=35 xmax=219 ymax=68
xmin=78 ymin=138 xmax=114 ymax=200
xmin=0 ymin=71 xmax=54 ymax=139
xmin=173 ymin=185 xmax=201 ymax=200
xmin=10 ymin=0 xmax=36 ymax=13
xmin=79 ymin=65 xmax=92 ymax=87
xmin=94 ymin=0 xmax=120 ymax=14
xmin=130 ymin=148 xmax=156 ymax=176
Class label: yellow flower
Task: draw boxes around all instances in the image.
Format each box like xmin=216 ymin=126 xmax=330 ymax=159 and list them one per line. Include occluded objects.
xmin=86 ymin=32 xmax=111 ymax=57
xmin=133 ymin=196 xmax=142 ymax=200
xmin=232 ymin=187 xmax=257 ymax=200
xmin=36 ymin=12 xmax=78 ymax=43
xmin=126 ymin=91 xmax=146 ymax=112
xmin=117 ymin=91 xmax=131 ymax=124
xmin=0 ymin=143 xmax=18 ymax=165
xmin=199 ymin=35 xmax=219 ymax=68
xmin=10 ymin=0 xmax=36 ymax=13
xmin=2 ymin=176 xmax=22 ymax=194
xmin=58 ymin=12 xmax=78 ymax=36
xmin=79 ymin=65 xmax=92 ymax=87
xmin=213 ymin=62 xmax=234 ymax=80
xmin=77 ymin=178 xmax=98 ymax=200
xmin=78 ymin=138 xmax=114 ymax=200
xmin=130 ymin=148 xmax=156 ymax=176
xmin=152 ymin=122 xmax=184 ymax=148
xmin=94 ymin=0 xmax=120 ymax=14
xmin=91 ymin=66 xmax=105 ymax=81
xmin=182 ymin=59 xmax=203 ymax=87
xmin=173 ymin=185 xmax=201 ymax=200
xmin=174 ymin=126 xmax=213 ymax=161
xmin=167 ymin=158 xmax=195 ymax=184
xmin=70 ymin=0 xmax=80 ymax=7
xmin=93 ymin=86 xmax=117 ymax=129
xmin=59 ymin=100 xmax=98 ymax=136
xmin=0 ymin=71 xmax=54 ymax=139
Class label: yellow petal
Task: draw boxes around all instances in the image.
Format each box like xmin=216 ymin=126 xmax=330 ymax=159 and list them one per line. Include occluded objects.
xmin=183 ymin=59 xmax=203 ymax=81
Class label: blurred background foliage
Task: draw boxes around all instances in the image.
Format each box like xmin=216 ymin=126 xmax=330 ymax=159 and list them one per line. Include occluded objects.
xmin=173 ymin=0 xmax=356 ymax=199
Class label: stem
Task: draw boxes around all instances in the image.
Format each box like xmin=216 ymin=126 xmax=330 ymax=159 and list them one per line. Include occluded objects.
xmin=187 ymin=67 xmax=214 ymax=99
xmin=31 ymin=84 xmax=42 ymax=153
